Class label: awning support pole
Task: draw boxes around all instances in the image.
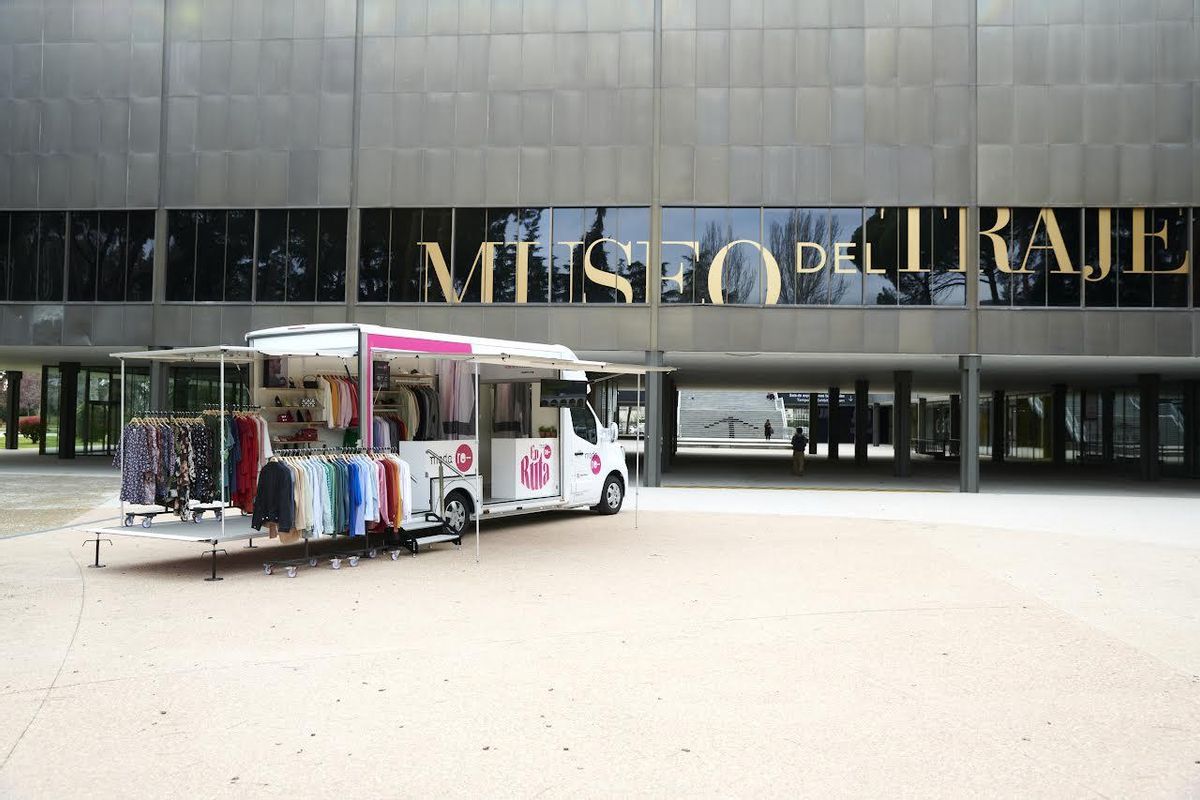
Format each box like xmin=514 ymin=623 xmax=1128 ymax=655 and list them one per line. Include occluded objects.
xmin=474 ymin=359 xmax=481 ymax=563
xmin=219 ymin=352 xmax=226 ymax=542
xmin=635 ymin=373 xmax=641 ymax=530
xmin=118 ymin=357 xmax=126 ymax=526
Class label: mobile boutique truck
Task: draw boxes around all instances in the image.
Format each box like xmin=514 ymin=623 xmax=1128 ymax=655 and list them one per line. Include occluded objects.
xmin=86 ymin=325 xmax=663 ymax=579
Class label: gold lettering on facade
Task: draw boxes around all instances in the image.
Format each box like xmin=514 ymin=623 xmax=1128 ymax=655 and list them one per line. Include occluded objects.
xmin=980 ymin=208 xmax=1029 ymax=273
xmin=901 ymin=207 xmax=928 ymax=272
xmin=660 ymin=240 xmax=698 ymax=293
xmin=584 ymin=238 xmax=635 ymax=303
xmin=1021 ymin=208 xmax=1076 ymax=274
xmin=513 ymin=241 xmax=538 ymax=303
xmin=707 ymin=240 xmax=781 ymax=305
xmin=1131 ymin=209 xmax=1189 ymax=274
xmin=950 ymin=208 xmax=967 ymax=272
xmin=557 ymin=241 xmax=583 ymax=301
xmin=795 ymin=242 xmax=826 ymax=273
xmin=1083 ymin=209 xmax=1111 ymax=282
xmin=833 ymin=242 xmax=858 ymax=273
xmin=421 ymin=241 xmax=499 ymax=303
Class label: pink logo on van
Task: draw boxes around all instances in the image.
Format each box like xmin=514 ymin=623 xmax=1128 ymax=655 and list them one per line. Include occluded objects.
xmin=521 ymin=446 xmax=551 ymax=491
xmin=455 ymin=444 xmax=474 ymax=472
xmin=590 ymin=453 xmax=602 ymax=475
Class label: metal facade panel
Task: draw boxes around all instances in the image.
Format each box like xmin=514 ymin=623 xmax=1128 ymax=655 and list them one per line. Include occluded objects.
xmin=829 ymin=145 xmax=863 ymax=203
xmin=451 ymin=145 xmax=484 ymax=204
xmin=976 ymin=26 xmax=1013 ymax=85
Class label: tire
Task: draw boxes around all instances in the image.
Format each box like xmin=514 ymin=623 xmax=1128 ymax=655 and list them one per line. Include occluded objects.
xmin=595 ymin=474 xmax=624 ymax=515
xmin=442 ymin=491 xmax=472 ymax=537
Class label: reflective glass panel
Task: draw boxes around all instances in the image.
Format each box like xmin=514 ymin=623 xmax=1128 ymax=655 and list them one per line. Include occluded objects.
xmin=389 ymin=208 xmax=422 ymax=302
xmin=1083 ymin=208 xmax=1117 ymax=307
xmin=792 ymin=208 xmax=831 ymax=305
xmin=9 ymin=212 xmax=39 ymax=302
xmin=97 ymin=211 xmax=128 ymax=302
xmin=1009 ymin=207 xmax=1046 ymax=307
xmin=520 ymin=207 xmax=551 ymax=303
xmin=165 ymin=210 xmax=196 ymax=301
xmin=69 ymin=211 xmax=99 ymax=302
xmin=763 ymin=208 xmax=799 ymax=305
xmin=487 ymin=208 xmax=520 ymax=304
xmin=581 ymin=207 xmax=617 ymax=304
xmin=977 ymin=207 xmax=1010 ymax=306
xmin=193 ymin=210 xmax=227 ymax=302
xmin=452 ymin=207 xmax=487 ymax=303
xmin=255 ymin=210 xmax=287 ymax=302
xmin=616 ymin=207 xmax=650 ymax=304
xmin=551 ymin=207 xmax=584 ymax=303
xmin=828 ymin=207 xmax=864 ymax=305
xmin=1153 ymin=208 xmax=1188 ymax=308
xmin=316 ymin=209 xmax=347 ymax=302
xmin=0 ymin=213 xmax=9 ymax=301
xmin=1046 ymin=208 xmax=1082 ymax=307
xmin=930 ymin=207 xmax=966 ymax=305
xmin=695 ymin=208 xmax=727 ymax=305
xmin=285 ymin=209 xmax=318 ymax=302
xmin=1117 ymin=208 xmax=1151 ymax=307
xmin=421 ymin=208 xmax=453 ymax=302
xmin=898 ymin=208 xmax=933 ymax=305
xmin=126 ymin=211 xmax=155 ymax=301
xmin=864 ymin=207 xmax=900 ymax=305
xmin=660 ymin=207 xmax=696 ymax=304
xmin=357 ymin=208 xmax=389 ymax=302
xmin=224 ymin=210 xmax=254 ymax=302
xmin=38 ymin=212 xmax=66 ymax=302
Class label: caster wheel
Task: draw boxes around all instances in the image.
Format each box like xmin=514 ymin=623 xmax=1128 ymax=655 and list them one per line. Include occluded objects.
xmin=286 ymin=566 xmax=298 ymax=578
xmin=331 ymin=558 xmax=342 ymax=570
xmin=193 ymin=511 xmax=204 ymax=522
xmin=309 ymin=558 xmax=318 ymax=567
xmin=124 ymin=515 xmax=134 ymax=527
xmin=389 ymin=550 xmax=400 ymax=561
xmin=264 ymin=565 xmax=273 ymax=575
xmin=368 ymin=549 xmax=377 ymax=559
xmin=348 ymin=556 xmax=359 ymax=567
xmin=141 ymin=517 xmax=152 ymax=529
xmin=214 ymin=511 xmax=223 ymax=521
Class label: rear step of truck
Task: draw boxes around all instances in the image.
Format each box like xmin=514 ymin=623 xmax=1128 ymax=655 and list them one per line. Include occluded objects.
xmin=400 ymin=513 xmax=463 ymax=556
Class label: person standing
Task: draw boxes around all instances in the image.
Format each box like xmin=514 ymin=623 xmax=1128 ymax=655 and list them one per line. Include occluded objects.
xmin=790 ymin=427 xmax=808 ymax=476
xmin=764 ymin=419 xmax=774 ymax=441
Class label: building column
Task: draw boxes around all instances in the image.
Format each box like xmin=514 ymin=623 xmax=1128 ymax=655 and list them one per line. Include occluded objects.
xmin=58 ymin=362 xmax=80 ymax=460
xmin=871 ymin=402 xmax=881 ymax=446
xmin=1139 ymin=373 xmax=1160 ymax=481
xmin=1051 ymin=383 xmax=1068 ymax=465
xmin=917 ymin=397 xmax=928 ymax=451
xmin=893 ymin=371 xmax=912 ymax=477
xmin=854 ymin=380 xmax=869 ymax=467
xmin=1101 ymin=389 xmax=1115 ymax=463
xmin=959 ymin=355 xmax=981 ymax=493
xmin=949 ymin=393 xmax=961 ymax=452
xmin=1185 ymin=381 xmax=1200 ymax=478
xmin=807 ymin=392 xmax=818 ymax=455
xmin=990 ymin=389 xmax=1005 ymax=461
xmin=149 ymin=345 xmax=171 ymax=412
xmin=643 ymin=350 xmax=664 ymax=487
xmin=4 ymin=371 xmax=22 ymax=450
xmin=828 ymin=387 xmax=840 ymax=460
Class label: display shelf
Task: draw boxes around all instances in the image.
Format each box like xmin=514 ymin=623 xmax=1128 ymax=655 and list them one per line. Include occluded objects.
xmin=267 ymin=420 xmax=325 ymax=426
xmin=265 ymin=405 xmax=324 ymax=410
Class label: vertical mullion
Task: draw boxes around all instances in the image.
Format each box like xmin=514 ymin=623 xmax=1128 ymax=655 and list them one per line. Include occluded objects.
xmin=251 ymin=210 xmax=259 ymax=301
xmin=190 ymin=211 xmax=200 ymax=302
xmin=314 ymin=210 xmax=321 ymax=302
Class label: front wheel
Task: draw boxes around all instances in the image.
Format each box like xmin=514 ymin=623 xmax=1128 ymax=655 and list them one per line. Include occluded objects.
xmin=594 ymin=475 xmax=624 ymax=515
xmin=442 ymin=491 xmax=471 ymax=537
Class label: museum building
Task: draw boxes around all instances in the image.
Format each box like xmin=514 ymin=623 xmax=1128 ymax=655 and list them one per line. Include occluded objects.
xmin=1 ymin=0 xmax=1200 ymax=490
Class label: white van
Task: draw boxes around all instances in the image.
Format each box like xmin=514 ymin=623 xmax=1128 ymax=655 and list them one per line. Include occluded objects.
xmin=244 ymin=324 xmax=643 ymax=547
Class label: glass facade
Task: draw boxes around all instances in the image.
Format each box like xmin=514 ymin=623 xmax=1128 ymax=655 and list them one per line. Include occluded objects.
xmin=67 ymin=211 xmax=154 ymax=302
xmin=359 ymin=207 xmax=649 ymax=304
xmin=166 ymin=209 xmax=347 ymax=302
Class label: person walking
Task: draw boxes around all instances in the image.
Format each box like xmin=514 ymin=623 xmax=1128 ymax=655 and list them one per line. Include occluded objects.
xmin=790 ymin=427 xmax=808 ymax=476
xmin=764 ymin=419 xmax=774 ymax=441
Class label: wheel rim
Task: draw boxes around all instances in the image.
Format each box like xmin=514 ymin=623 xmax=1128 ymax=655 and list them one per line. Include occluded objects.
xmin=446 ymin=500 xmax=467 ymax=532
xmin=606 ymin=481 xmax=621 ymax=509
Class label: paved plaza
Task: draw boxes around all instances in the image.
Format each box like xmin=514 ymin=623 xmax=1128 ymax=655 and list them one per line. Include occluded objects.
xmin=1 ymin=460 xmax=1199 ymax=797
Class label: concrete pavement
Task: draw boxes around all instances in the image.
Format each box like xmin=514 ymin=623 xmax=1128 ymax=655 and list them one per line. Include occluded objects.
xmin=1 ymin=482 xmax=1199 ymax=798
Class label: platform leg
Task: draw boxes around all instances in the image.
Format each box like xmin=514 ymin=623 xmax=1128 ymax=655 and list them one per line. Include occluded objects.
xmin=244 ymin=537 xmax=256 ymax=549
xmin=203 ymin=543 xmax=227 ymax=582
xmin=92 ymin=536 xmax=104 ymax=568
